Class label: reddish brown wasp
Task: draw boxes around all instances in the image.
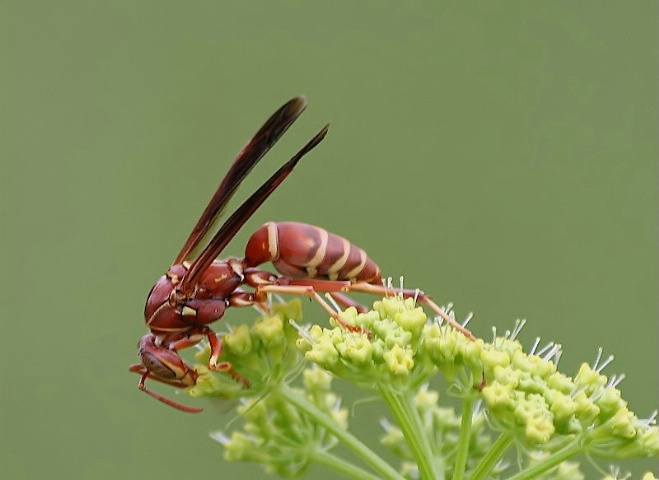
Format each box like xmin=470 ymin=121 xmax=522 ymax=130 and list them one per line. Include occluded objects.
xmin=130 ymin=96 xmax=474 ymax=413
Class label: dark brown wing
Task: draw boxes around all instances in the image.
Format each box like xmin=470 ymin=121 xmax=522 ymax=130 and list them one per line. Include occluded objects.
xmin=173 ymin=96 xmax=307 ymax=265
xmin=178 ymin=124 xmax=329 ymax=293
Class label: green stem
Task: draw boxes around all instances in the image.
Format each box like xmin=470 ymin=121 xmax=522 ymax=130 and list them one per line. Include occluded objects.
xmin=469 ymin=432 xmax=514 ymax=480
xmin=278 ymin=384 xmax=404 ymax=480
xmin=452 ymin=396 xmax=475 ymax=480
xmin=311 ymin=450 xmax=382 ymax=480
xmin=506 ymin=442 xmax=583 ymax=480
xmin=379 ymin=385 xmax=441 ymax=480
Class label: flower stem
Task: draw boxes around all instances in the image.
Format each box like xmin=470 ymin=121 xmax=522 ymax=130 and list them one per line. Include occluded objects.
xmin=452 ymin=396 xmax=475 ymax=480
xmin=506 ymin=442 xmax=583 ymax=480
xmin=378 ymin=385 xmax=441 ymax=480
xmin=278 ymin=384 xmax=404 ymax=480
xmin=469 ymin=432 xmax=514 ymax=480
xmin=311 ymin=450 xmax=382 ymax=480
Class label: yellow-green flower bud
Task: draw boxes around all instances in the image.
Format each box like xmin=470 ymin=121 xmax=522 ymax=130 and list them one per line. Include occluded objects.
xmin=304 ymin=335 xmax=340 ymax=369
xmin=492 ymin=365 xmax=520 ymax=388
xmin=380 ymin=424 xmax=405 ymax=449
xmin=528 ymin=355 xmax=556 ymax=379
xmin=573 ymin=391 xmax=600 ymax=425
xmin=357 ymin=309 xmax=382 ymax=330
xmin=605 ymin=407 xmax=637 ymax=439
xmin=524 ymin=416 xmax=555 ymax=445
xmin=553 ymin=461 xmax=584 ymax=480
xmin=547 ymin=371 xmax=575 ymax=394
xmin=549 ymin=390 xmax=576 ymax=416
xmin=415 ymin=387 xmax=439 ymax=409
xmin=513 ymin=394 xmax=547 ymax=425
xmin=224 ymin=324 xmax=252 ymax=355
xmin=510 ymin=349 xmax=534 ymax=373
xmin=335 ymin=307 xmax=360 ymax=330
xmin=343 ymin=333 xmax=376 ymax=367
xmin=383 ymin=327 xmax=413 ymax=350
xmin=481 ymin=348 xmax=511 ymax=375
xmin=252 ymin=315 xmax=285 ymax=348
xmin=597 ymin=387 xmax=626 ymax=420
xmin=330 ymin=404 xmax=349 ymax=428
xmin=549 ymin=391 xmax=578 ymax=432
xmin=223 ymin=431 xmax=259 ymax=461
xmin=482 ymin=381 xmax=515 ymax=414
xmin=574 ymin=363 xmax=607 ymax=394
xmin=238 ymin=397 xmax=268 ymax=423
xmin=517 ymin=371 xmax=542 ymax=395
xmin=303 ymin=367 xmax=333 ymax=392
xmin=639 ymin=426 xmax=659 ymax=457
xmin=383 ymin=344 xmax=415 ymax=377
xmin=188 ymin=365 xmax=243 ymax=398
xmin=459 ymin=338 xmax=485 ymax=382
xmin=392 ymin=303 xmax=426 ymax=338
xmin=423 ymin=323 xmax=460 ymax=365
xmin=460 ymin=338 xmax=484 ymax=366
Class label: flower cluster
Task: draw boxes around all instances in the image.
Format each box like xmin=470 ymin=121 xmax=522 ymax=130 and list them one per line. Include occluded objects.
xmin=480 ymin=344 xmax=659 ymax=459
xmin=297 ymin=297 xmax=434 ymax=389
xmin=188 ymin=296 xmax=658 ymax=479
xmin=189 ymin=300 xmax=304 ymax=402
xmin=210 ymin=367 xmax=348 ymax=478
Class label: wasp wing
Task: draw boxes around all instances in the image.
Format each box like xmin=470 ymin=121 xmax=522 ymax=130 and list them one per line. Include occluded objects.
xmin=173 ymin=96 xmax=307 ymax=265
xmin=179 ymin=125 xmax=329 ymax=293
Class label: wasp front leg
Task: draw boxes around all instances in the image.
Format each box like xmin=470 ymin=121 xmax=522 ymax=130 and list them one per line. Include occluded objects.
xmin=168 ymin=324 xmax=251 ymax=389
xmin=129 ymin=365 xmax=203 ymax=414
xmin=131 ymin=334 xmax=202 ymax=413
xmin=167 ymin=294 xmax=251 ymax=387
xmin=202 ymin=328 xmax=250 ymax=388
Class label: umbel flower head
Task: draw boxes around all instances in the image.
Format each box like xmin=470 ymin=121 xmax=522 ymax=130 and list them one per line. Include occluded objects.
xmin=297 ymin=297 xmax=434 ymax=389
xmin=189 ymin=300 xmax=304 ymax=401
xmin=188 ymin=296 xmax=658 ymax=479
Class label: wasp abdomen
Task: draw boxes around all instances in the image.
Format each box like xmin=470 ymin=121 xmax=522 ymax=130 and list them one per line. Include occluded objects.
xmin=245 ymin=221 xmax=381 ymax=283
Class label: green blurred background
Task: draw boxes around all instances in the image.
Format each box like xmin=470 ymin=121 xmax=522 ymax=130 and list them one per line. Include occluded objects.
xmin=1 ymin=1 xmax=656 ymax=478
